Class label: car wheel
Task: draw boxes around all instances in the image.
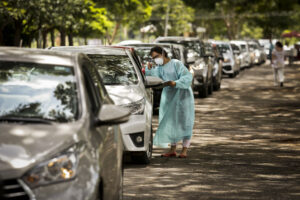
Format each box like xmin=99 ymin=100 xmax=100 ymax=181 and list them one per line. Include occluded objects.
xmin=132 ymin=128 xmax=153 ymax=164
xmin=199 ymin=83 xmax=208 ymax=98
xmin=208 ymin=77 xmax=213 ymax=95
xmin=229 ymin=73 xmax=235 ymax=78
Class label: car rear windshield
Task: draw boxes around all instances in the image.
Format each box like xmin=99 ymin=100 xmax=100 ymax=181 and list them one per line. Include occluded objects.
xmin=0 ymin=61 xmax=79 ymax=122
xmin=87 ymin=54 xmax=138 ymax=85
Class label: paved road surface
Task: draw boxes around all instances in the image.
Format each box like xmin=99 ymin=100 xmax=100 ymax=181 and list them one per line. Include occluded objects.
xmin=124 ymin=62 xmax=300 ymax=200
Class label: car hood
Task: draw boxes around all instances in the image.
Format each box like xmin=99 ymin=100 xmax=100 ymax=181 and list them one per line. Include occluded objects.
xmin=0 ymin=122 xmax=82 ymax=178
xmin=105 ymin=85 xmax=143 ymax=105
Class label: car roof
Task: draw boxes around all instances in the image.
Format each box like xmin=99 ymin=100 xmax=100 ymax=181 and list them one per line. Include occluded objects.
xmin=51 ymin=45 xmax=127 ymax=56
xmin=230 ymin=40 xmax=247 ymax=44
xmin=0 ymin=47 xmax=76 ymax=66
xmin=155 ymin=36 xmax=200 ymax=42
xmin=124 ymin=43 xmax=172 ymax=47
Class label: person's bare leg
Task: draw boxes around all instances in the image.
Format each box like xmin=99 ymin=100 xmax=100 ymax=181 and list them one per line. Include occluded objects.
xmin=180 ymin=147 xmax=188 ymax=156
xmin=180 ymin=139 xmax=191 ymax=156
xmin=168 ymin=144 xmax=176 ymax=154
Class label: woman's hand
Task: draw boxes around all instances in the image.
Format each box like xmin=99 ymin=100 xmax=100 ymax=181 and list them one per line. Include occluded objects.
xmin=164 ymin=81 xmax=176 ymax=87
xmin=147 ymin=62 xmax=153 ymax=70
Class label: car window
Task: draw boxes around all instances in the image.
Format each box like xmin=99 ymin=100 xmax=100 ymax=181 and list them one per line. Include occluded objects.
xmin=217 ymin=44 xmax=230 ymax=53
xmin=240 ymin=44 xmax=247 ymax=52
xmin=0 ymin=61 xmax=79 ymax=122
xmin=173 ymin=48 xmax=182 ymax=60
xmin=130 ymin=50 xmax=146 ymax=83
xmin=82 ymin=62 xmax=102 ymax=114
xmin=87 ymin=54 xmax=138 ymax=86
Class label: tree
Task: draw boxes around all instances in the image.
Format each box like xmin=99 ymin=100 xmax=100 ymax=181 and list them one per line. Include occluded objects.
xmin=95 ymin=0 xmax=152 ymax=44
xmin=149 ymin=0 xmax=195 ymax=37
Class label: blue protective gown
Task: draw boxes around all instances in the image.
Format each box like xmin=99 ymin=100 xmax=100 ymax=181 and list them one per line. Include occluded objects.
xmin=146 ymin=59 xmax=195 ymax=147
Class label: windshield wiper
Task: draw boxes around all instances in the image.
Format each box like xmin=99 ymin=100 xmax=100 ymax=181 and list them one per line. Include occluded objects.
xmin=0 ymin=116 xmax=54 ymax=124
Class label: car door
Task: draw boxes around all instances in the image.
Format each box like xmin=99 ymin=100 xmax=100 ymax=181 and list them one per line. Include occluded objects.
xmin=81 ymin=59 xmax=120 ymax=198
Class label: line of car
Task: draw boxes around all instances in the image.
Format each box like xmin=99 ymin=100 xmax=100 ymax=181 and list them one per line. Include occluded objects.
xmin=0 ymin=36 xmax=267 ymax=200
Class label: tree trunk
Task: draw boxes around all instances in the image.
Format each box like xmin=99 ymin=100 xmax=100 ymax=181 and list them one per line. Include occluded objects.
xmin=51 ymin=29 xmax=55 ymax=47
xmin=109 ymin=22 xmax=120 ymax=45
xmin=37 ymin=29 xmax=42 ymax=48
xmin=42 ymin=30 xmax=48 ymax=49
xmin=60 ymin=29 xmax=66 ymax=46
xmin=68 ymin=33 xmax=73 ymax=46
xmin=14 ymin=20 xmax=22 ymax=46
xmin=84 ymin=37 xmax=88 ymax=45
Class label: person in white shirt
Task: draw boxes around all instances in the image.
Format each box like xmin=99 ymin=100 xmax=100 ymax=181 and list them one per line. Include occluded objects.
xmin=272 ymin=41 xmax=285 ymax=87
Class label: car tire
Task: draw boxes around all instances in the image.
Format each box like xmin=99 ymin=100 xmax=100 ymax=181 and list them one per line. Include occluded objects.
xmin=229 ymin=73 xmax=235 ymax=78
xmin=132 ymin=127 xmax=153 ymax=164
xmin=208 ymin=77 xmax=213 ymax=95
xmin=199 ymin=83 xmax=208 ymax=98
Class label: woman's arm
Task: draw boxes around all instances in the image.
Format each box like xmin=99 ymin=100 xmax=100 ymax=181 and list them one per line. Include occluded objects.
xmin=173 ymin=60 xmax=193 ymax=89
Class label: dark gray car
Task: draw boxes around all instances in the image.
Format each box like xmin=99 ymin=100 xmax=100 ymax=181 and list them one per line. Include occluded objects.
xmin=0 ymin=47 xmax=129 ymax=200
xmin=154 ymin=36 xmax=213 ymax=98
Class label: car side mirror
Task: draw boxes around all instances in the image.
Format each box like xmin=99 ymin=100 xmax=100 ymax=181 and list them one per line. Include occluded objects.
xmin=97 ymin=104 xmax=130 ymax=125
xmin=145 ymin=76 xmax=164 ymax=88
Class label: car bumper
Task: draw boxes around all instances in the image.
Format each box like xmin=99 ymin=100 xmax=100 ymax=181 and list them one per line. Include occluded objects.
xmin=120 ymin=114 xmax=149 ymax=152
xmin=222 ymin=64 xmax=234 ymax=74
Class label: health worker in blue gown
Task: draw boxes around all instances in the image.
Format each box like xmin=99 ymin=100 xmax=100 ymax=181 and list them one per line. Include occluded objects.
xmin=146 ymin=46 xmax=195 ymax=158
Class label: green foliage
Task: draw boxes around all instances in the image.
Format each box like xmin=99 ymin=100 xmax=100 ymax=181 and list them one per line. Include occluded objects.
xmin=149 ymin=0 xmax=195 ymax=36
xmin=0 ymin=0 xmax=112 ymax=46
xmin=240 ymin=22 xmax=263 ymax=39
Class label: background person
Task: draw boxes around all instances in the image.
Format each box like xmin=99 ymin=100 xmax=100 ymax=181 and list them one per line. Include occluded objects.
xmin=272 ymin=41 xmax=285 ymax=87
xmin=146 ymin=46 xmax=194 ymax=158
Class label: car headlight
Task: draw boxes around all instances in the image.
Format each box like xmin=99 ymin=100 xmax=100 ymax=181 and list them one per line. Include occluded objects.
xmin=122 ymin=98 xmax=145 ymax=115
xmin=22 ymin=142 xmax=86 ymax=188
xmin=223 ymin=58 xmax=231 ymax=63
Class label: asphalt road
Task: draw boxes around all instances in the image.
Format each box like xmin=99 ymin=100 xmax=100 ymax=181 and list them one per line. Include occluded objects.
xmin=123 ymin=62 xmax=300 ymax=200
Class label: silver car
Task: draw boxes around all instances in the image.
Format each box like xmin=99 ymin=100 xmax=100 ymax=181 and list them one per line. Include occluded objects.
xmin=212 ymin=41 xmax=240 ymax=78
xmin=50 ymin=46 xmax=163 ymax=164
xmin=0 ymin=47 xmax=129 ymax=200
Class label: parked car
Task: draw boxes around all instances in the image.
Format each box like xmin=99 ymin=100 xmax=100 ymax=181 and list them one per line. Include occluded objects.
xmin=51 ymin=46 xmax=163 ymax=164
xmin=211 ymin=41 xmax=239 ymax=78
xmin=230 ymin=40 xmax=251 ymax=69
xmin=248 ymin=40 xmax=265 ymax=65
xmin=155 ymin=36 xmax=213 ymax=98
xmin=0 ymin=47 xmax=130 ymax=200
xmin=209 ymin=42 xmax=223 ymax=90
xmin=230 ymin=43 xmax=242 ymax=72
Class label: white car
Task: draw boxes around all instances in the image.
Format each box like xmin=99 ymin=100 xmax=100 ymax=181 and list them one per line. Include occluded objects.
xmin=248 ymin=41 xmax=265 ymax=65
xmin=230 ymin=40 xmax=251 ymax=68
xmin=51 ymin=46 xmax=163 ymax=164
xmin=212 ymin=41 xmax=239 ymax=78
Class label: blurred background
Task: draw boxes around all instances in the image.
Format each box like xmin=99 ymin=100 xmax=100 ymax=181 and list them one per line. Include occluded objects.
xmin=0 ymin=0 xmax=299 ymax=47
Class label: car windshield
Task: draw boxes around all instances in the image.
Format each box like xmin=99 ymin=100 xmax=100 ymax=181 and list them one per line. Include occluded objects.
xmin=217 ymin=44 xmax=230 ymax=53
xmin=240 ymin=44 xmax=247 ymax=52
xmin=134 ymin=47 xmax=173 ymax=64
xmin=88 ymin=54 xmax=138 ymax=85
xmin=0 ymin=61 xmax=79 ymax=122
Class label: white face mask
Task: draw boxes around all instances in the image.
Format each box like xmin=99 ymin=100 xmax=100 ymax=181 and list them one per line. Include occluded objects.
xmin=154 ymin=57 xmax=164 ymax=66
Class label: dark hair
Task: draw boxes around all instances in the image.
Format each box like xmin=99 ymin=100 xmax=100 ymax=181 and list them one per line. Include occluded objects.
xmin=150 ymin=46 xmax=168 ymax=58
xmin=275 ymin=41 xmax=283 ymax=48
